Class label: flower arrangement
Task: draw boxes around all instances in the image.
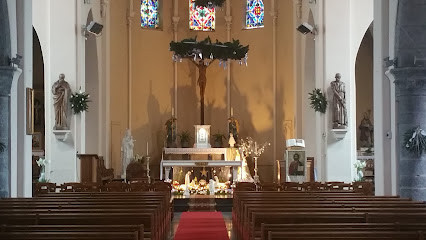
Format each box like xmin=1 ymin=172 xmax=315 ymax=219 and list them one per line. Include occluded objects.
xmin=239 ymin=137 xmax=270 ymax=158
xmin=70 ymin=89 xmax=90 ymax=114
xmin=308 ymin=88 xmax=327 ymax=113
xmin=404 ymin=126 xmax=426 ymax=156
xmin=36 ymin=157 xmax=50 ymax=182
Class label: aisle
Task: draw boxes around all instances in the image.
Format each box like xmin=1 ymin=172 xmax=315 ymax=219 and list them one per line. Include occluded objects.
xmin=173 ymin=212 xmax=230 ymax=240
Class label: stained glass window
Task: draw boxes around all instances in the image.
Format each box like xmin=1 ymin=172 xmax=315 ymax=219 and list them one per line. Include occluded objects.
xmin=189 ymin=0 xmax=215 ymax=31
xmin=246 ymin=0 xmax=264 ymax=29
xmin=141 ymin=0 xmax=159 ymax=29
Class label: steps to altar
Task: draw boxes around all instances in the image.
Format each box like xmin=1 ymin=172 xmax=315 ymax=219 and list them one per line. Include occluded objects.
xmin=173 ymin=194 xmax=233 ymax=212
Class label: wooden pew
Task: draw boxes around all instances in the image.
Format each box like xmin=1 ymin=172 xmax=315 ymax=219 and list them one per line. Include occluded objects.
xmin=260 ymin=223 xmax=426 ymax=240
xmin=232 ymin=190 xmax=426 ymax=240
xmin=0 ymin=192 xmax=171 ymax=240
xmin=267 ymin=230 xmax=422 ymax=240
xmin=0 ymin=224 xmax=144 ymax=240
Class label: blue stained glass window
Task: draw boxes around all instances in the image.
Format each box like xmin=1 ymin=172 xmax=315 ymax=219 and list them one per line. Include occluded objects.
xmin=141 ymin=0 xmax=159 ymax=29
xmin=246 ymin=0 xmax=264 ymax=29
xmin=189 ymin=0 xmax=215 ymax=31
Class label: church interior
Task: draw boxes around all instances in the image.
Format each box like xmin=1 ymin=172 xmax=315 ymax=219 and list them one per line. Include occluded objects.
xmin=1 ymin=0 xmax=426 ymax=239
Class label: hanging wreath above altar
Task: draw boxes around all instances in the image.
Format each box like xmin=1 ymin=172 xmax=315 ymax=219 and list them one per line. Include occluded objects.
xmin=170 ymin=36 xmax=249 ymax=125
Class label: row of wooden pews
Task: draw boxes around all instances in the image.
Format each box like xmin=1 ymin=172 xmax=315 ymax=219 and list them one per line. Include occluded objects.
xmin=0 ymin=185 xmax=172 ymax=240
xmin=233 ymin=182 xmax=426 ymax=240
xmin=34 ymin=181 xmax=172 ymax=194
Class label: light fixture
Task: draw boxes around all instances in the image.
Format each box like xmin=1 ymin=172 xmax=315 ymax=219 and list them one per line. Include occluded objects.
xmin=296 ymin=22 xmax=318 ymax=35
xmin=82 ymin=21 xmax=104 ymax=39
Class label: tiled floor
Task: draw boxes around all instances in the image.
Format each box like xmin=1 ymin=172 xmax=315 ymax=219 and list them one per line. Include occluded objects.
xmin=168 ymin=212 xmax=236 ymax=240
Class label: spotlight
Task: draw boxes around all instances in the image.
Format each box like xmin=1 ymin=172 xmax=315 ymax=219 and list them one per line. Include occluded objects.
xmin=82 ymin=21 xmax=103 ymax=39
xmin=296 ymin=22 xmax=317 ymax=35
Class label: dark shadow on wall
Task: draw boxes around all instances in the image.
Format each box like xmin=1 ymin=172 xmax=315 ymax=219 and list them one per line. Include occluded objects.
xmin=131 ymin=67 xmax=277 ymax=182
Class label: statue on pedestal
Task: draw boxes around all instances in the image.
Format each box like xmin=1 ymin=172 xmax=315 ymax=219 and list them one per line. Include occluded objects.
xmin=228 ymin=116 xmax=239 ymax=144
xmin=52 ymin=73 xmax=71 ymax=130
xmin=330 ymin=73 xmax=347 ymax=129
xmin=121 ymin=129 xmax=135 ymax=178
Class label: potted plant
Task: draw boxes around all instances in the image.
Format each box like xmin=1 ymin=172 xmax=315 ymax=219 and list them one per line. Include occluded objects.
xmin=212 ymin=133 xmax=226 ymax=148
xmin=178 ymin=130 xmax=192 ymax=148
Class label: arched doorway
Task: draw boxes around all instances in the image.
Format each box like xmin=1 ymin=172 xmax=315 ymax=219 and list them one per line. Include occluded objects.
xmin=32 ymin=27 xmax=45 ymax=184
xmin=354 ymin=23 xmax=374 ymax=182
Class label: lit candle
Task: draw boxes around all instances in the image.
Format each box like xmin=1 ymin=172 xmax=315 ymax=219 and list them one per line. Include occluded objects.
xmin=230 ymin=107 xmax=234 ymax=117
xmin=146 ymin=141 xmax=149 ymax=156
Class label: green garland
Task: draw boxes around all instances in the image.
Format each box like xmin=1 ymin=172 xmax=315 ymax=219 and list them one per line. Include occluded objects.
xmin=70 ymin=91 xmax=90 ymax=114
xmin=170 ymin=36 xmax=249 ymax=62
xmin=308 ymin=88 xmax=327 ymax=113
xmin=404 ymin=126 xmax=426 ymax=156
xmin=195 ymin=0 xmax=225 ymax=8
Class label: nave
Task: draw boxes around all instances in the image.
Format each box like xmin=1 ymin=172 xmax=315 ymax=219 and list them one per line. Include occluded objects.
xmin=2 ymin=181 xmax=426 ymax=240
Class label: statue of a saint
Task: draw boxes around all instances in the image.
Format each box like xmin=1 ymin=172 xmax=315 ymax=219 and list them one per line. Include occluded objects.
xmin=121 ymin=129 xmax=135 ymax=178
xmin=185 ymin=171 xmax=191 ymax=186
xmin=359 ymin=111 xmax=374 ymax=147
xmin=330 ymin=73 xmax=347 ymax=128
xmin=52 ymin=73 xmax=71 ymax=130
xmin=228 ymin=117 xmax=239 ymax=144
xmin=228 ymin=133 xmax=236 ymax=148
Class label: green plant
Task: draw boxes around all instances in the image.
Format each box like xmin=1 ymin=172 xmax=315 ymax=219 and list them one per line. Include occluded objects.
xmin=178 ymin=130 xmax=192 ymax=147
xmin=404 ymin=126 xmax=426 ymax=156
xmin=70 ymin=90 xmax=90 ymax=114
xmin=0 ymin=142 xmax=5 ymax=153
xmin=212 ymin=133 xmax=226 ymax=142
xmin=212 ymin=133 xmax=226 ymax=147
xmin=308 ymin=88 xmax=327 ymax=113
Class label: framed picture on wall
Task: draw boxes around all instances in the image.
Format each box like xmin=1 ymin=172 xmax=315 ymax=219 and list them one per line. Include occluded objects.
xmin=285 ymin=150 xmax=306 ymax=182
xmin=26 ymin=88 xmax=34 ymax=135
xmin=32 ymin=132 xmax=43 ymax=150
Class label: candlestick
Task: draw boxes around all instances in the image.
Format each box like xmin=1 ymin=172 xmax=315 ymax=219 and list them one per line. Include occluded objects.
xmin=172 ymin=107 xmax=175 ymax=117
xmin=146 ymin=141 xmax=149 ymax=156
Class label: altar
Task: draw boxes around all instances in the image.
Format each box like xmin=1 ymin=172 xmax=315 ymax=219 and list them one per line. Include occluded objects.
xmin=160 ymin=147 xmax=243 ymax=182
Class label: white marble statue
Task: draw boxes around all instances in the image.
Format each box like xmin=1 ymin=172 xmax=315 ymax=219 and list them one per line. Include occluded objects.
xmin=209 ymin=179 xmax=215 ymax=195
xmin=228 ymin=133 xmax=236 ymax=148
xmin=185 ymin=171 xmax=191 ymax=186
xmin=121 ymin=129 xmax=135 ymax=178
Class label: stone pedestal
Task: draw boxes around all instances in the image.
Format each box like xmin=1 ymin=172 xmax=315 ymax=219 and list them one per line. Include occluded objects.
xmin=0 ymin=67 xmax=15 ymax=197
xmin=393 ymin=67 xmax=426 ymax=201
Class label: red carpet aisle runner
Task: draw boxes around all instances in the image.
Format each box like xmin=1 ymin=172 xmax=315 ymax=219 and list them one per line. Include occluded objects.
xmin=174 ymin=212 xmax=229 ymax=240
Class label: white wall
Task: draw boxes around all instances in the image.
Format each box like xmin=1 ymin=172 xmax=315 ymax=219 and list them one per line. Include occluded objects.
xmin=33 ymin=0 xmax=106 ymax=184
xmin=298 ymin=0 xmax=373 ymax=181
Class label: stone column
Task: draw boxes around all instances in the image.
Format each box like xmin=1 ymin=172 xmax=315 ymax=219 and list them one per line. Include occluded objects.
xmin=0 ymin=67 xmax=14 ymax=197
xmin=393 ymin=0 xmax=426 ymax=201
xmin=393 ymin=68 xmax=426 ymax=201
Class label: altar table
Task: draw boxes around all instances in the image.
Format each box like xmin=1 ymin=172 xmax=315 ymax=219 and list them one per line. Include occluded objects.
xmin=160 ymin=148 xmax=242 ymax=181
